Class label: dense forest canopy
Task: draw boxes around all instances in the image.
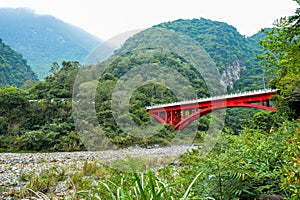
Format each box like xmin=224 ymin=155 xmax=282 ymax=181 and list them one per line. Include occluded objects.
xmin=259 ymin=0 xmax=300 ymax=117
xmin=156 ymin=18 xmax=267 ymax=91
xmin=0 ymin=61 xmax=82 ymax=152
xmin=0 ymin=17 xmax=275 ymax=151
xmin=112 ymin=18 xmax=274 ymax=133
xmin=0 ymin=38 xmax=37 ymax=87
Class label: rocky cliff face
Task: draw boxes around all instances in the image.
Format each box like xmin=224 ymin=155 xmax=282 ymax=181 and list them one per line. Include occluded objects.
xmin=221 ymin=60 xmax=245 ymax=89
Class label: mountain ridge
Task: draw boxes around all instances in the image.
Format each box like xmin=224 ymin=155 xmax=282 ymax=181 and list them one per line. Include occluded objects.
xmin=0 ymin=8 xmax=101 ymax=79
xmin=118 ymin=18 xmax=267 ymax=91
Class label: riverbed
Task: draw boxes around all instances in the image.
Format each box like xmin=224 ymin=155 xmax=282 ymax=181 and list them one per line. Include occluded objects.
xmin=0 ymin=145 xmax=198 ymax=198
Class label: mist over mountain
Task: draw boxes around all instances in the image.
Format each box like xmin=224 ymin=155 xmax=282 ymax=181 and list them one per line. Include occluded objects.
xmin=0 ymin=8 xmax=101 ymax=79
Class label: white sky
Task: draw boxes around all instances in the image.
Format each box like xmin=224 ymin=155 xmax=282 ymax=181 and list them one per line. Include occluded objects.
xmin=0 ymin=0 xmax=298 ymax=40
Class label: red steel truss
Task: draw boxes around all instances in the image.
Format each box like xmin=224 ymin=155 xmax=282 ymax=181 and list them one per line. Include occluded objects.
xmin=147 ymin=89 xmax=277 ymax=130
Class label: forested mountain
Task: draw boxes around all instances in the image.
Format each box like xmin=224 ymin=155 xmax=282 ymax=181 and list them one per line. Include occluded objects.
xmin=0 ymin=8 xmax=101 ymax=79
xmin=2 ymin=0 xmax=300 ymax=198
xmin=156 ymin=18 xmax=266 ymax=91
xmin=93 ymin=18 xmax=269 ymax=135
xmin=0 ymin=38 xmax=37 ymax=87
xmin=0 ymin=17 xmax=272 ymax=150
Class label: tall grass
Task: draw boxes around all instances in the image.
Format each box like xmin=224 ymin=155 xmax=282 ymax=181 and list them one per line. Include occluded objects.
xmin=76 ymin=170 xmax=205 ymax=200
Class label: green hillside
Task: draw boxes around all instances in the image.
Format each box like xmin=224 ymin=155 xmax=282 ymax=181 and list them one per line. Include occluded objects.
xmin=0 ymin=17 xmax=273 ymax=150
xmin=78 ymin=18 xmax=274 ymax=136
xmin=0 ymin=8 xmax=101 ymax=79
xmin=0 ymin=38 xmax=37 ymax=87
xmin=156 ymin=18 xmax=267 ymax=91
xmin=1 ymin=0 xmax=300 ymax=198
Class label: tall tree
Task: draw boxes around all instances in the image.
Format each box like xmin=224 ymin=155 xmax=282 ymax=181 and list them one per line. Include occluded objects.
xmin=259 ymin=0 xmax=300 ymax=117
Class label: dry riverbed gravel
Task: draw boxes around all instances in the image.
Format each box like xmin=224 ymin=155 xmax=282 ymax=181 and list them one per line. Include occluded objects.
xmin=0 ymin=145 xmax=197 ymax=199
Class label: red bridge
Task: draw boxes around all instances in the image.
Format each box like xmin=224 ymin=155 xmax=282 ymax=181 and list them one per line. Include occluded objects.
xmin=147 ymin=89 xmax=277 ymax=130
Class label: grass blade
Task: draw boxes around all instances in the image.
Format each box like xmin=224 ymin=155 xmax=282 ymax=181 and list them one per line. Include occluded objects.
xmin=181 ymin=171 xmax=203 ymax=200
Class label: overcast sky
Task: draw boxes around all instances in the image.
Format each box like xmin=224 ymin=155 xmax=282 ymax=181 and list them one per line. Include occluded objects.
xmin=0 ymin=0 xmax=298 ymax=40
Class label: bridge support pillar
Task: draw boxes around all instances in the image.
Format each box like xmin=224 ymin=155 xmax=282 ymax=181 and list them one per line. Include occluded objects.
xmin=266 ymin=99 xmax=270 ymax=107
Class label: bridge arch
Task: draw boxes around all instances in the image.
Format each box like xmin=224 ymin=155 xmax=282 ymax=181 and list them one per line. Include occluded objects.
xmin=147 ymin=89 xmax=277 ymax=130
xmin=174 ymin=103 xmax=277 ymax=130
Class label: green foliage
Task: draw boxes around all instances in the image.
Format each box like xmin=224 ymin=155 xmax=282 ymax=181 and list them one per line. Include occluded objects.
xmin=0 ymin=9 xmax=294 ymax=152
xmin=11 ymin=118 xmax=300 ymax=199
xmin=0 ymin=87 xmax=29 ymax=138
xmin=93 ymin=48 xmax=209 ymax=147
xmin=225 ymin=108 xmax=261 ymax=133
xmin=258 ymin=1 xmax=300 ymax=117
xmin=169 ymin=120 xmax=300 ymax=199
xmin=91 ymin=171 xmax=178 ymax=200
xmin=0 ymin=38 xmax=37 ymax=87
xmin=154 ymin=18 xmax=270 ymax=132
xmin=243 ymin=110 xmax=287 ymax=133
xmin=156 ymin=18 xmax=267 ymax=92
xmin=26 ymin=166 xmax=66 ymax=193
xmin=15 ymin=123 xmax=84 ymax=151
xmin=0 ymin=17 xmax=274 ymax=151
xmin=2 ymin=6 xmax=300 ymax=199
xmin=20 ymin=160 xmax=204 ymax=200
xmin=30 ymin=61 xmax=79 ymax=99
xmin=279 ymin=121 xmax=300 ymax=198
xmin=0 ymin=62 xmax=85 ymax=152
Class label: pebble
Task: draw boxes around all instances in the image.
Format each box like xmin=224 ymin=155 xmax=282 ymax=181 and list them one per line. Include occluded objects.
xmin=0 ymin=145 xmax=198 ymax=198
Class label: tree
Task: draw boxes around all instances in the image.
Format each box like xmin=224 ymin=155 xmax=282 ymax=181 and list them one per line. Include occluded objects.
xmin=31 ymin=61 xmax=79 ymax=99
xmin=50 ymin=62 xmax=60 ymax=75
xmin=0 ymin=87 xmax=29 ymax=136
xmin=259 ymin=0 xmax=300 ymax=117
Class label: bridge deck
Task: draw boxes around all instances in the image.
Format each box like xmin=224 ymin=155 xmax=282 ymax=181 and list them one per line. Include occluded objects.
xmin=146 ymin=89 xmax=277 ymax=110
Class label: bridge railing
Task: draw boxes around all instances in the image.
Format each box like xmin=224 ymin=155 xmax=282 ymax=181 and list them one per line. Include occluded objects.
xmin=146 ymin=89 xmax=277 ymax=110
